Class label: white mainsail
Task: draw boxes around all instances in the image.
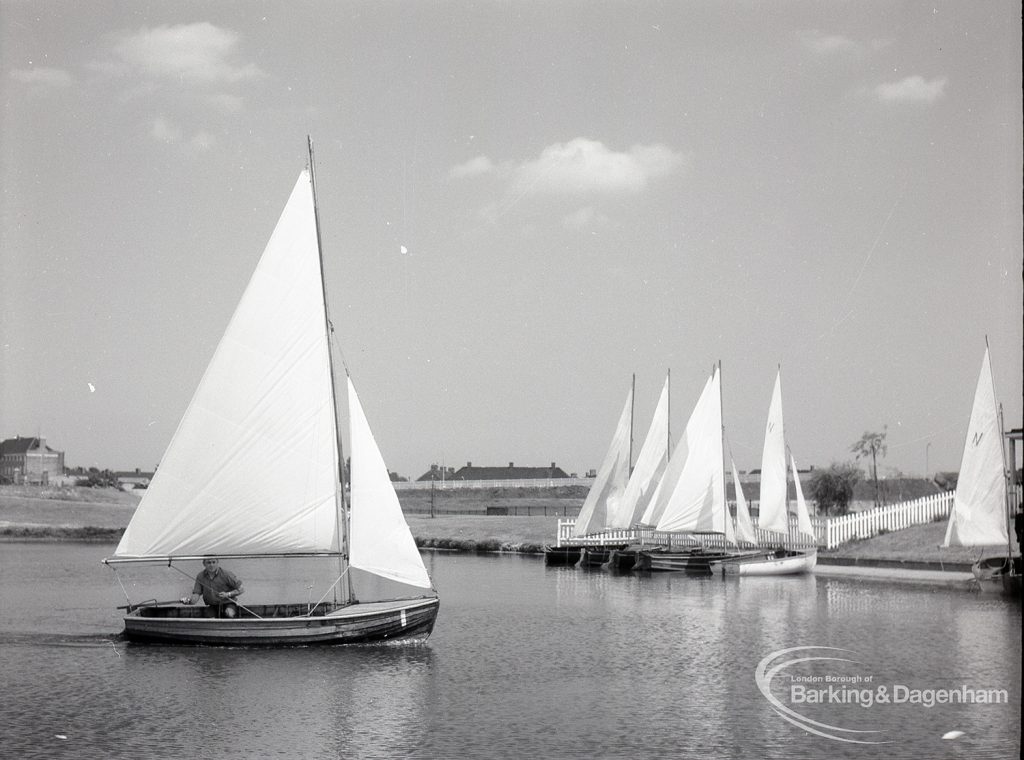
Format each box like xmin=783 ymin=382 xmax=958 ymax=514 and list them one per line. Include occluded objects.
xmin=942 ymin=346 xmax=1009 ymax=548
xmin=607 ymin=375 xmax=670 ymax=529
xmin=655 ymin=368 xmax=726 ymax=534
xmin=347 ymin=378 xmax=433 ymax=588
xmin=791 ymin=453 xmax=815 ymax=540
xmin=113 ymin=172 xmax=341 ymax=559
xmin=732 ymin=460 xmax=759 ymax=546
xmin=572 ymin=385 xmax=633 ymax=537
xmin=757 ymin=370 xmax=789 ymax=535
xmin=639 ymin=372 xmax=711 ymax=527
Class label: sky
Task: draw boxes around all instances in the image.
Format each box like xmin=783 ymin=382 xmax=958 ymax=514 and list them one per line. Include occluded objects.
xmin=2 ymin=1 xmax=1021 ymax=482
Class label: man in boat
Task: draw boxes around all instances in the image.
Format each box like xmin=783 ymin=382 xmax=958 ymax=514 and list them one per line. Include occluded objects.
xmin=180 ymin=558 xmax=244 ymax=617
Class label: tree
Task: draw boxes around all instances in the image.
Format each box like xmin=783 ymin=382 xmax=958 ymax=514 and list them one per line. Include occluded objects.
xmin=851 ymin=427 xmax=888 ymax=509
xmin=808 ymin=462 xmax=863 ymax=516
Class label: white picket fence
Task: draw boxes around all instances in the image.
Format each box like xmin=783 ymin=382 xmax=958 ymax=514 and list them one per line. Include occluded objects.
xmin=824 ymin=491 xmax=953 ymax=548
xmin=556 ymin=490 xmax=969 ymax=550
xmin=556 ymin=513 xmax=824 ymax=550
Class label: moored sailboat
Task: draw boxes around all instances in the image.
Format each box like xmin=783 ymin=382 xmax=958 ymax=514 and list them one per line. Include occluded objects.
xmin=634 ymin=366 xmax=756 ymax=573
xmin=103 ymin=141 xmax=439 ymax=644
xmin=603 ymin=372 xmax=672 ymax=570
xmin=543 ymin=379 xmax=633 ymax=567
xmin=722 ymin=369 xmax=816 ymax=576
xmin=941 ymin=342 xmax=1021 ymax=597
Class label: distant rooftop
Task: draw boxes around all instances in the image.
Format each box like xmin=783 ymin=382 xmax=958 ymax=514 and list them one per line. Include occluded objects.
xmin=418 ymin=461 xmax=571 ymax=481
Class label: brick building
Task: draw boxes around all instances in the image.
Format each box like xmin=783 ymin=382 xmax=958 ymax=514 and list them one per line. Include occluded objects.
xmin=0 ymin=436 xmax=66 ymax=485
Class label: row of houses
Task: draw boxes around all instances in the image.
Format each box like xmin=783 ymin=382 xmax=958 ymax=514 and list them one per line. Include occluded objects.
xmin=416 ymin=462 xmax=579 ymax=482
xmin=1 ymin=436 xmax=586 ymax=489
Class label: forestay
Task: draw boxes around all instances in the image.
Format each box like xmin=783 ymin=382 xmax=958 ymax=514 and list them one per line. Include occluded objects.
xmin=112 ymin=172 xmax=341 ymax=560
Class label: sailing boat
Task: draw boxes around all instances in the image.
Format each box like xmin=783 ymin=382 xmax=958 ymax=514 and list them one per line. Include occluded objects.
xmin=103 ymin=142 xmax=440 ymax=644
xmin=941 ymin=343 xmax=1021 ymax=596
xmin=634 ymin=366 xmax=755 ymax=573
xmin=723 ymin=369 xmax=816 ymax=575
xmin=569 ymin=380 xmax=634 ymax=567
xmin=601 ymin=373 xmax=672 ymax=569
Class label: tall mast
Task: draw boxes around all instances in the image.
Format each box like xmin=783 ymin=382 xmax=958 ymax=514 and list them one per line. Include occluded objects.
xmin=718 ymin=360 xmax=727 ymax=537
xmin=779 ymin=364 xmax=789 ymax=539
xmin=629 ymin=373 xmax=636 ymax=474
xmin=666 ymin=368 xmax=672 ymax=458
xmin=308 ymin=136 xmax=352 ymax=605
xmin=987 ymin=336 xmax=1014 ymax=561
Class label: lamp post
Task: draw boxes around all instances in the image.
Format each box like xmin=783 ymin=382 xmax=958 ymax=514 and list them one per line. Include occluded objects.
xmin=925 ymin=442 xmax=931 ymax=479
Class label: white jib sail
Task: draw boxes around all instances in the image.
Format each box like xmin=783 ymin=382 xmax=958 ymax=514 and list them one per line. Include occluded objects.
xmin=608 ymin=375 xmax=670 ymax=529
xmin=655 ymin=368 xmax=726 ymax=534
xmin=113 ymin=172 xmax=341 ymax=559
xmin=757 ymin=370 xmax=789 ymax=535
xmin=791 ymin=454 xmax=815 ymax=540
xmin=347 ymin=378 xmax=433 ymax=588
xmin=723 ymin=486 xmax=737 ymax=546
xmin=942 ymin=347 xmax=1009 ymax=548
xmin=732 ymin=460 xmax=759 ymax=546
xmin=572 ymin=385 xmax=633 ymax=537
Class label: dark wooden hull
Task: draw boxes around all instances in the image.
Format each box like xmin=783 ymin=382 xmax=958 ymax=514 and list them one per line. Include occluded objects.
xmin=606 ymin=547 xmax=643 ymax=571
xmin=578 ymin=545 xmax=628 ymax=568
xmin=544 ymin=546 xmax=583 ymax=566
xmin=634 ymin=549 xmax=736 ymax=574
xmin=122 ymin=597 xmax=439 ymax=646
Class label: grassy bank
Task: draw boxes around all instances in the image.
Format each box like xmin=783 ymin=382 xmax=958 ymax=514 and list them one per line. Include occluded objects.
xmin=2 ymin=485 xmax=1014 ymax=565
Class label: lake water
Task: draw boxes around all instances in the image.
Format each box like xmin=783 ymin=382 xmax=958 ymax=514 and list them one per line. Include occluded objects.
xmin=0 ymin=543 xmax=1019 ymax=759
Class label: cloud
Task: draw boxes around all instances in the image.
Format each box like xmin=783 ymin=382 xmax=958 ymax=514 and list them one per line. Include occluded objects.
xmin=512 ymin=138 xmax=685 ymax=195
xmin=874 ymin=75 xmax=947 ymax=104
xmin=458 ymin=138 xmax=685 ymax=228
xmin=9 ymin=67 xmax=74 ymax=87
xmin=449 ymin=155 xmax=494 ymax=179
xmin=111 ymin=23 xmax=263 ymax=84
xmin=799 ymin=31 xmax=859 ymax=55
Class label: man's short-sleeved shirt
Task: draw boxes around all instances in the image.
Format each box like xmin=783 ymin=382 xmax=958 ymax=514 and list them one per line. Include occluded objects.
xmin=192 ymin=567 xmax=242 ymax=605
